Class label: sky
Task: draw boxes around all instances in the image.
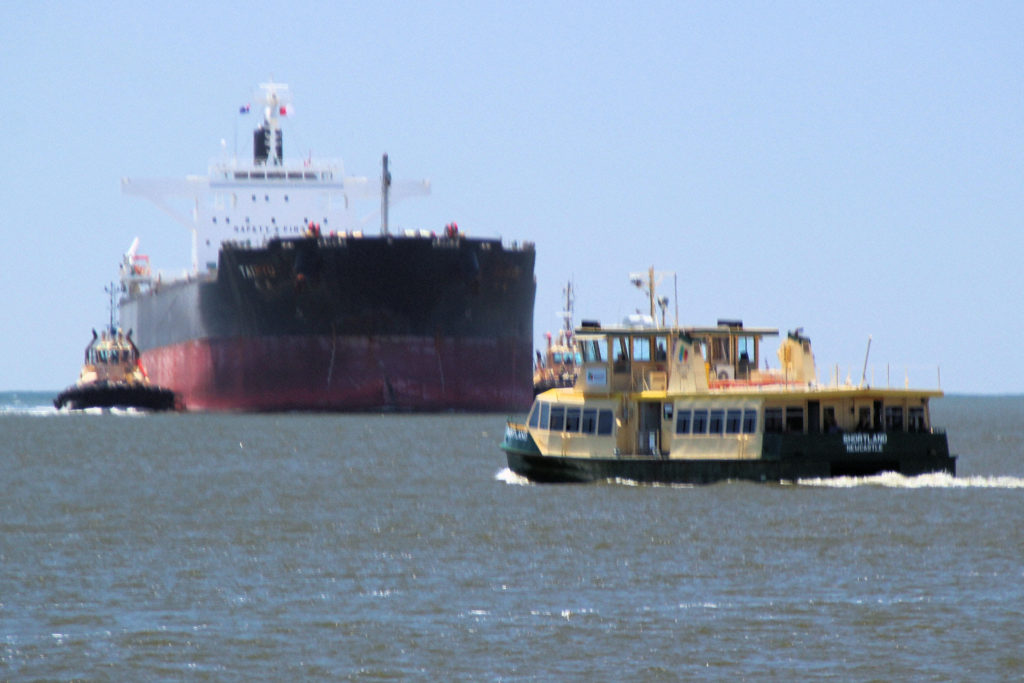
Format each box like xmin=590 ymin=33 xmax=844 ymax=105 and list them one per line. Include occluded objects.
xmin=2 ymin=1 xmax=1022 ymax=393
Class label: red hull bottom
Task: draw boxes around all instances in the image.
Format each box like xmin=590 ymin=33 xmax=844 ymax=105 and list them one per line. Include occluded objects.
xmin=141 ymin=335 xmax=532 ymax=412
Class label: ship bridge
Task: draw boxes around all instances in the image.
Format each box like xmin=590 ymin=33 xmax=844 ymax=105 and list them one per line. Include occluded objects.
xmin=575 ymin=320 xmax=780 ymax=395
xmin=122 ymin=80 xmax=430 ymax=274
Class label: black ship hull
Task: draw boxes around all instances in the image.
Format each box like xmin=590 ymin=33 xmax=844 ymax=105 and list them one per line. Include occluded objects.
xmin=120 ymin=234 xmax=536 ymax=412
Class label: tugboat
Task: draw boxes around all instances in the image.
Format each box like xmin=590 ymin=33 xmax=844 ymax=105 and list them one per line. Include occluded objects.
xmin=55 ymin=287 xmax=177 ymax=412
xmin=502 ymin=270 xmax=956 ymax=484
xmin=533 ymin=281 xmax=580 ymax=394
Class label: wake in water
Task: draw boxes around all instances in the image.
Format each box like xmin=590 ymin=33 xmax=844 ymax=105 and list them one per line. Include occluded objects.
xmin=496 ymin=467 xmax=1024 ymax=489
xmin=1 ymin=404 xmax=147 ymax=417
xmin=797 ymin=471 xmax=1024 ymax=489
xmin=495 ymin=468 xmax=531 ymax=485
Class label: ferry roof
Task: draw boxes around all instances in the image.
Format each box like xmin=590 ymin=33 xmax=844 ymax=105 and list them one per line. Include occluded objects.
xmin=575 ymin=324 xmax=780 ymax=339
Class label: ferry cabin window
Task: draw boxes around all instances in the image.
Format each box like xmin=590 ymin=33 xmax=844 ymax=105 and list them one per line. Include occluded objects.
xmin=582 ymin=409 xmax=597 ymax=433
xmin=654 ymin=336 xmax=668 ymax=360
xmin=615 ymin=338 xmax=630 ymax=366
xmin=549 ymin=406 xmax=565 ymax=432
xmin=581 ymin=339 xmax=603 ymax=363
xmin=565 ymin=407 xmax=582 ymax=432
xmin=885 ymin=406 xmax=904 ymax=432
xmin=742 ymin=409 xmax=758 ymax=434
xmin=711 ymin=337 xmax=730 ymax=364
xmin=908 ymin=407 xmax=926 ymax=432
xmin=692 ymin=410 xmax=709 ymax=434
xmin=675 ymin=410 xmax=692 ymax=434
xmin=823 ymin=406 xmax=839 ymax=433
xmin=765 ymin=408 xmax=784 ymax=433
xmin=709 ymin=410 xmax=725 ymax=435
xmin=785 ymin=407 xmax=804 ymax=433
xmin=632 ymin=337 xmax=651 ymax=362
xmin=597 ymin=410 xmax=614 ymax=435
xmin=540 ymin=403 xmax=550 ymax=431
xmin=726 ymin=409 xmax=742 ymax=434
xmin=529 ymin=404 xmax=540 ymax=428
xmin=737 ymin=336 xmax=755 ymax=363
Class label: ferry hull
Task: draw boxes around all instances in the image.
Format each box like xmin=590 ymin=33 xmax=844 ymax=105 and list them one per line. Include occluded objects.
xmin=142 ymin=334 xmax=532 ymax=412
xmin=505 ymin=432 xmax=956 ymax=484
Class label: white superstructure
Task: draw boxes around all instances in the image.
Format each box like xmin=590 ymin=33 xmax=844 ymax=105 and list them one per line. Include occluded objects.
xmin=122 ymin=80 xmax=430 ymax=273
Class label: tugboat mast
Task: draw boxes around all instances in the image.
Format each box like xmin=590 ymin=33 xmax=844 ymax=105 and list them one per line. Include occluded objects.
xmin=104 ymin=282 xmax=119 ymax=334
xmin=381 ymin=153 xmax=391 ymax=235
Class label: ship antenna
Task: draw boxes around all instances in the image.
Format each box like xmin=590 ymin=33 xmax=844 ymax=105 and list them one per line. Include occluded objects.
xmin=381 ymin=153 xmax=391 ymax=235
xmin=104 ymin=282 xmax=119 ymax=334
xmin=860 ymin=335 xmax=873 ymax=387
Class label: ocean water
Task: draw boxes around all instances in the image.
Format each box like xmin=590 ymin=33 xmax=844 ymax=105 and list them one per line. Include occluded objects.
xmin=1 ymin=391 xmax=1022 ymax=680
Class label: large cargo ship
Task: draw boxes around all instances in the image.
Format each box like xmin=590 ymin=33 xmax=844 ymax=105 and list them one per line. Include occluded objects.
xmin=119 ymin=81 xmax=535 ymax=411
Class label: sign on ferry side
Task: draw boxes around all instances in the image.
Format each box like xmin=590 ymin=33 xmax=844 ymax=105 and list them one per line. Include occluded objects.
xmin=585 ymin=368 xmax=607 ymax=387
xmin=843 ymin=433 xmax=887 ymax=453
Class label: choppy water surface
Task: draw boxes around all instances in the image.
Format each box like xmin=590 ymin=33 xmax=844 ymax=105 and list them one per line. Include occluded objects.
xmin=1 ymin=392 xmax=1022 ymax=680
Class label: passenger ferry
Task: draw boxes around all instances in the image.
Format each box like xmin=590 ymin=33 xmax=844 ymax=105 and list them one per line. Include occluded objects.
xmin=502 ymin=310 xmax=956 ymax=484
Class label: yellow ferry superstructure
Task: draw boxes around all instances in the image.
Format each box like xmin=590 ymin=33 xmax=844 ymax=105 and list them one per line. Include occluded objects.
xmin=503 ymin=319 xmax=955 ymax=484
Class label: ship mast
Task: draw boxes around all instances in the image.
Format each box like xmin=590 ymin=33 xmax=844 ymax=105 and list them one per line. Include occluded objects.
xmin=255 ymin=80 xmax=290 ymax=166
xmin=629 ymin=266 xmax=674 ymax=326
xmin=560 ymin=280 xmax=575 ymax=340
xmin=104 ymin=282 xmax=119 ymax=334
xmin=381 ymin=153 xmax=391 ymax=235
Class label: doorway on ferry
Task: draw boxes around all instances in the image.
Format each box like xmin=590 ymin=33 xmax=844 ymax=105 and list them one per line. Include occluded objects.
xmin=638 ymin=402 xmax=662 ymax=456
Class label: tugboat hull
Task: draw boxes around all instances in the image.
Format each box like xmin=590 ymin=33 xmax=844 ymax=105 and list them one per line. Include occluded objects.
xmin=54 ymin=382 xmax=177 ymax=412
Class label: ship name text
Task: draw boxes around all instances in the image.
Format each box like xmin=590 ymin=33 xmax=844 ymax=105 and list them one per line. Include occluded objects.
xmin=842 ymin=433 xmax=887 ymax=453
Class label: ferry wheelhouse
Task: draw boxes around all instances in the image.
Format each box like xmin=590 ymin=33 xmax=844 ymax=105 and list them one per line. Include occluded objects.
xmin=503 ymin=319 xmax=955 ymax=484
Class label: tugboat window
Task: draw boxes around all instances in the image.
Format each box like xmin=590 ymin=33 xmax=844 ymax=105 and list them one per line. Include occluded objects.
xmin=597 ymin=410 xmax=614 ymax=435
xmin=709 ymin=410 xmax=725 ymax=434
xmin=675 ymin=409 xmax=692 ymax=434
xmin=692 ymin=409 xmax=709 ymax=434
xmin=765 ymin=408 xmax=784 ymax=433
xmin=549 ymin=406 xmax=565 ymax=432
xmin=540 ymin=403 xmax=550 ymax=431
xmin=742 ymin=409 xmax=758 ymax=434
xmin=565 ymin=407 xmax=581 ymax=432
xmin=726 ymin=409 xmax=742 ymax=434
